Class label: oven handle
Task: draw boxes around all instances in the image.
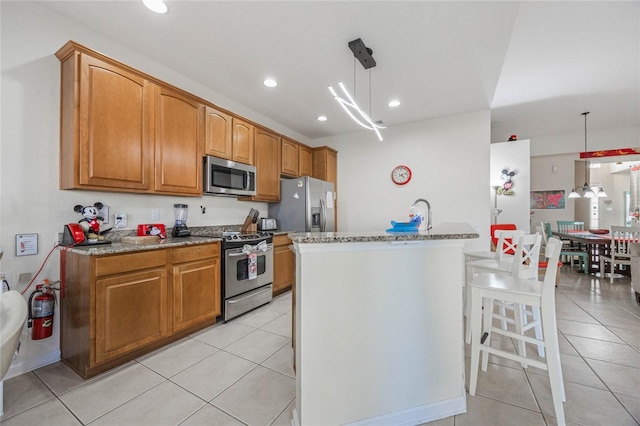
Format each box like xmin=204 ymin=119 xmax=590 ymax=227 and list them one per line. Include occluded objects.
xmin=227 ymin=244 xmax=273 ymax=257
xmin=227 ymin=286 xmax=272 ymax=303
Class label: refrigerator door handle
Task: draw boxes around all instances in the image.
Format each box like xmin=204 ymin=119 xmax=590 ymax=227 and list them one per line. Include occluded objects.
xmin=320 ymin=197 xmax=326 ymax=232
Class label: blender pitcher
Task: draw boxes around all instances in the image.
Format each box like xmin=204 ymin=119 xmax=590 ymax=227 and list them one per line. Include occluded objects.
xmin=173 ymin=204 xmax=191 ymax=237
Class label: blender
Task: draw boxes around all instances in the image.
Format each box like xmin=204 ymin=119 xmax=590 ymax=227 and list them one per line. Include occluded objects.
xmin=172 ymin=204 xmax=191 ymax=237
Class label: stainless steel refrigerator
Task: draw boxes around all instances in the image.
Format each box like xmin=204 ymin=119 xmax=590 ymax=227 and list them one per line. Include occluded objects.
xmin=269 ymin=177 xmax=335 ymax=232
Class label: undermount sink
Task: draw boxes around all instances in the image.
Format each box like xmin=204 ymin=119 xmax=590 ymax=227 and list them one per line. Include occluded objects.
xmin=1 ymin=290 xmax=28 ymax=380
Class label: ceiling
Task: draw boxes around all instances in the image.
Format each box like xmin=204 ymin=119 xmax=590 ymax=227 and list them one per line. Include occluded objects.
xmin=37 ymin=1 xmax=639 ymax=144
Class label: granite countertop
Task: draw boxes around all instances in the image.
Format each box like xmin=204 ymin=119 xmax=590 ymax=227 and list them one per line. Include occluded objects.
xmin=62 ymin=236 xmax=223 ymax=256
xmin=287 ymin=223 xmax=479 ymax=244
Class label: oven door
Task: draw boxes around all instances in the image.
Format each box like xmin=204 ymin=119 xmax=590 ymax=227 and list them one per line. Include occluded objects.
xmin=224 ymin=244 xmax=273 ymax=298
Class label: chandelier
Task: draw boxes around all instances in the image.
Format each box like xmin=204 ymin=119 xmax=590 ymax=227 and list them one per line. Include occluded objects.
xmin=329 ymin=38 xmax=385 ymax=141
xmin=568 ymin=112 xmax=607 ymax=199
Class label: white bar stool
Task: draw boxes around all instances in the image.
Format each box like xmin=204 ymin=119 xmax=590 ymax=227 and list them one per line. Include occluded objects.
xmin=468 ymin=237 xmax=566 ymax=425
xmin=465 ymin=233 xmax=541 ymax=346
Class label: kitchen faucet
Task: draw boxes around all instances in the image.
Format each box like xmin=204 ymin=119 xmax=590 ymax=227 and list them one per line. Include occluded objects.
xmin=412 ymin=198 xmax=432 ymax=231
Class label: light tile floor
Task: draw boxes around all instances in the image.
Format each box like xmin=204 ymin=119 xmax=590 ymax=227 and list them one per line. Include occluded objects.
xmin=1 ymin=268 xmax=639 ymax=426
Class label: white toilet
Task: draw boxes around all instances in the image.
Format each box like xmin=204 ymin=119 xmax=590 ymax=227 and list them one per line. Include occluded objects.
xmin=0 ymin=290 xmax=28 ymax=415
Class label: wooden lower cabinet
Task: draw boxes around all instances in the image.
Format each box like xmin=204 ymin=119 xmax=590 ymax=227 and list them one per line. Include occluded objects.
xmin=172 ymin=245 xmax=221 ymax=332
xmin=95 ymin=268 xmax=169 ymax=364
xmin=273 ymin=234 xmax=294 ymax=296
xmin=61 ymin=242 xmax=221 ymax=378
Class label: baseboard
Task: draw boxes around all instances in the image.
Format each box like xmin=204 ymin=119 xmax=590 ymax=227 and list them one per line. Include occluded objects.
xmin=4 ymin=350 xmax=60 ymax=380
xmin=292 ymin=395 xmax=467 ymax=426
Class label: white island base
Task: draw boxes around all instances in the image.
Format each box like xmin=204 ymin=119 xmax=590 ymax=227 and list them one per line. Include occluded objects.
xmin=291 ymin=225 xmax=477 ymax=426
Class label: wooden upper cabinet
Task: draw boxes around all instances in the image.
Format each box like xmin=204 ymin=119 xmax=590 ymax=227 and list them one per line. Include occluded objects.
xmin=313 ymin=146 xmax=338 ymax=230
xmin=251 ymin=127 xmax=281 ymax=201
xmin=312 ymin=146 xmax=337 ymax=185
xmin=59 ymin=50 xmax=152 ymax=191
xmin=204 ymin=106 xmax=232 ymax=159
xmin=281 ymin=138 xmax=299 ymax=177
xmin=153 ymin=86 xmax=204 ymax=195
xmin=231 ymin=117 xmax=254 ymax=165
xmin=204 ymin=107 xmax=254 ymax=165
xmin=298 ymin=144 xmax=313 ymax=177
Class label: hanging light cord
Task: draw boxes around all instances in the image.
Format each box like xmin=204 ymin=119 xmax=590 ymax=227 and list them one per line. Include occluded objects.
xmin=583 ymin=111 xmax=589 ymax=187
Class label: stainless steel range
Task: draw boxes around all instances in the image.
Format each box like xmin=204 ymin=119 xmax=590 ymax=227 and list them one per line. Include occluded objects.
xmin=222 ymin=232 xmax=273 ymax=321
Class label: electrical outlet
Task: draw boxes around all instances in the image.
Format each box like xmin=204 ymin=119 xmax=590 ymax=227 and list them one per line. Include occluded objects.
xmin=151 ymin=209 xmax=159 ymax=221
xmin=115 ymin=213 xmax=127 ymax=228
xmin=99 ymin=205 xmax=110 ymax=224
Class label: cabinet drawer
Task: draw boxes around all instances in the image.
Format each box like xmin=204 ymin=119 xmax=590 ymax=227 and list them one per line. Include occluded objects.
xmin=172 ymin=243 xmax=220 ymax=264
xmin=95 ymin=250 xmax=168 ymax=277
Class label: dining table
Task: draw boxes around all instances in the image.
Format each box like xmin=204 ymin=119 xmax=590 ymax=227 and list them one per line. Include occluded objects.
xmin=553 ymin=230 xmax=628 ymax=276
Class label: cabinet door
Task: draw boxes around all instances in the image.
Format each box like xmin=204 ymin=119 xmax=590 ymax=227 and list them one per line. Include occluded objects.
xmin=232 ymin=118 xmax=254 ymax=165
xmin=154 ymin=86 xmax=204 ymax=195
xmin=252 ymin=127 xmax=281 ymax=201
xmin=172 ymin=258 xmax=221 ymax=332
xmin=281 ymin=138 xmax=299 ymax=177
xmin=76 ymin=54 xmax=152 ymax=190
xmin=95 ymin=268 xmax=169 ymax=364
xmin=298 ymin=145 xmax=313 ymax=177
xmin=313 ymin=147 xmax=338 ymax=230
xmin=273 ymin=236 xmax=294 ymax=295
xmin=312 ymin=146 xmax=337 ymax=185
xmin=204 ymin=106 xmax=232 ymax=159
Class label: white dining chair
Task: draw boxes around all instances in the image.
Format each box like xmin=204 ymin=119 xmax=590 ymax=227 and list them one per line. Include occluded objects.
xmin=468 ymin=237 xmax=566 ymax=425
xmin=600 ymin=226 xmax=640 ymax=283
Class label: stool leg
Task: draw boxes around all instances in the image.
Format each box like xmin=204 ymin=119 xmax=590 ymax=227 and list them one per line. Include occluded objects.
xmin=499 ymin=304 xmax=508 ymax=330
xmin=468 ymin=286 xmax=483 ymax=396
xmin=465 ymin=284 xmax=472 ymax=344
xmin=532 ymin=306 xmax=545 ymax=357
xmin=541 ymin=300 xmax=566 ymax=423
xmin=481 ymin=297 xmax=493 ymax=371
xmin=513 ymin=304 xmax=528 ymax=368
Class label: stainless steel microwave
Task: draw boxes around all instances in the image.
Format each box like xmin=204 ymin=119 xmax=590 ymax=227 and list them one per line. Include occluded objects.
xmin=203 ymin=155 xmax=256 ymax=196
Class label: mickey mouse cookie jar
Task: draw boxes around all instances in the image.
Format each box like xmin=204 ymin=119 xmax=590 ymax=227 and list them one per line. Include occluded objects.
xmin=74 ymin=202 xmax=107 ymax=242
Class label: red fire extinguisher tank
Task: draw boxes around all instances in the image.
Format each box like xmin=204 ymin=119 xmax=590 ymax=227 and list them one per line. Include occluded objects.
xmin=28 ymin=284 xmax=55 ymax=340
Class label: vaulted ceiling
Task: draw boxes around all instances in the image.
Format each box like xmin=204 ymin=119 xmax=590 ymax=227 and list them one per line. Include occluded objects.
xmin=37 ymin=1 xmax=639 ymax=144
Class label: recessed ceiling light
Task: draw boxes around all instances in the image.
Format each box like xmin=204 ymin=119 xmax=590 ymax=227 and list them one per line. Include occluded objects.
xmin=263 ymin=79 xmax=278 ymax=88
xmin=388 ymin=99 xmax=401 ymax=108
xmin=317 ymin=115 xmax=327 ymax=122
xmin=142 ymin=0 xmax=168 ymax=14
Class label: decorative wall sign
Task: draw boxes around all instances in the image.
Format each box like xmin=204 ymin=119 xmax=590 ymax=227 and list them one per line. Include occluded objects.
xmin=497 ymin=168 xmax=516 ymax=195
xmin=530 ymin=190 xmax=566 ymax=210
xmin=580 ymin=147 xmax=640 ymax=159
xmin=16 ymin=233 xmax=38 ymax=256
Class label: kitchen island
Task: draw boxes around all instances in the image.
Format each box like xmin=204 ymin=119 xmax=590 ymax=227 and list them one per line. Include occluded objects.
xmin=289 ymin=223 xmax=478 ymax=426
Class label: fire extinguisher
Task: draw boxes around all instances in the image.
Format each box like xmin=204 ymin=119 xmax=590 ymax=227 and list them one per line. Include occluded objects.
xmin=28 ymin=283 xmax=55 ymax=340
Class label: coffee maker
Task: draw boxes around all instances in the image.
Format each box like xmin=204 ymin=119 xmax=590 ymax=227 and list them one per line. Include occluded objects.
xmin=172 ymin=204 xmax=191 ymax=237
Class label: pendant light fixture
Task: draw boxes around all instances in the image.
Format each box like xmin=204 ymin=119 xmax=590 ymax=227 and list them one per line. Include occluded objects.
xmin=568 ymin=112 xmax=607 ymax=199
xmin=329 ymin=38 xmax=385 ymax=141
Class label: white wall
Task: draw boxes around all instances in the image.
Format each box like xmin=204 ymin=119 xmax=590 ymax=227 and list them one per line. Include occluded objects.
xmin=315 ymin=110 xmax=491 ymax=252
xmin=490 ymin=140 xmax=531 ymax=232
